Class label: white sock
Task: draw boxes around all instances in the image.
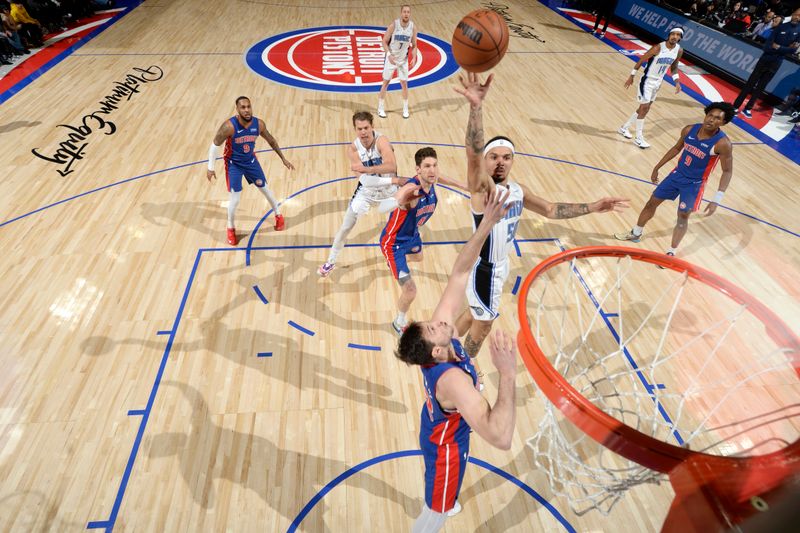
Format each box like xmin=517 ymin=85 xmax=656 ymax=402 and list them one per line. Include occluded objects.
xmin=227 ymin=190 xmax=241 ymax=228
xmin=411 ymin=505 xmax=447 ymax=533
xmin=622 ymin=112 xmax=637 ymax=129
xmin=667 ymin=247 xmax=676 ymax=255
xmin=632 ymin=225 xmax=644 ymax=236
xmin=635 ymin=119 xmax=645 ymax=137
xmin=403 ymin=99 xmax=408 ymax=110
xmin=327 ymin=208 xmax=359 ymax=264
xmin=378 ymin=98 xmax=384 ymax=109
xmin=257 ymin=185 xmax=280 ymax=215
xmin=395 ymin=311 xmax=407 ymax=325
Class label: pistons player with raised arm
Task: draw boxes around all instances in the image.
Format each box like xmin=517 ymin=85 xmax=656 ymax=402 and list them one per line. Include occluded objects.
xmin=377 ymin=147 xmax=467 ymax=335
xmin=207 ymin=96 xmax=294 ymax=245
xmin=615 ymin=102 xmax=735 ymax=259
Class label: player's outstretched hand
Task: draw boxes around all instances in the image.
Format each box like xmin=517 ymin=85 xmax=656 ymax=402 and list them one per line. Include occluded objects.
xmin=454 ymin=72 xmax=494 ymax=107
xmin=488 ymin=329 xmax=517 ymax=376
xmin=282 ymin=158 xmax=295 ymax=171
xmin=395 ymin=182 xmax=421 ymax=205
xmin=590 ymin=197 xmax=630 ymax=213
xmin=483 ymin=187 xmax=511 ymax=225
xmin=703 ymin=202 xmax=718 ymax=216
xmin=624 ymin=76 xmax=634 ymax=89
xmin=206 ymin=170 xmax=216 ymax=183
xmin=650 ymin=169 xmax=660 ymax=184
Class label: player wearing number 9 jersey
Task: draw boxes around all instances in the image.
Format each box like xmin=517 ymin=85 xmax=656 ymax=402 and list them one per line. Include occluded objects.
xmin=615 ymin=102 xmax=735 ymax=260
xmin=454 ymin=72 xmax=630 ymax=366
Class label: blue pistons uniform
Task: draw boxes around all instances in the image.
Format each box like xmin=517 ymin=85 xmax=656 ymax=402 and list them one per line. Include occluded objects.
xmin=379 ymin=177 xmax=437 ymax=279
xmin=654 ymin=124 xmax=726 ymax=212
xmin=419 ymin=338 xmax=478 ymax=513
xmin=223 ymin=116 xmax=267 ymax=192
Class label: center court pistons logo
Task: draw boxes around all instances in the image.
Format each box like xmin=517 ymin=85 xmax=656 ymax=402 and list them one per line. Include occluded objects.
xmin=245 ymin=26 xmax=458 ymax=92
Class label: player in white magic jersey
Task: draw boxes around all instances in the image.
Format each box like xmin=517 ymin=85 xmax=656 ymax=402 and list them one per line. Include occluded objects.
xmin=454 ymin=73 xmax=629 ymax=365
xmin=619 ymin=27 xmax=684 ymax=149
xmin=377 ymin=5 xmax=417 ymax=119
xmin=318 ymin=111 xmax=409 ymax=277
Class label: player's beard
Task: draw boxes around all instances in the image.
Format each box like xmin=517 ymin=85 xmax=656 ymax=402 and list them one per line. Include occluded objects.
xmin=491 ymin=173 xmax=505 ymax=184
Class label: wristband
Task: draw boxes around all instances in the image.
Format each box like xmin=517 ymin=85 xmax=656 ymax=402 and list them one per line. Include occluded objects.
xmin=630 ymin=69 xmax=637 ymax=76
xmin=672 ymin=73 xmax=680 ymax=81
xmin=208 ymin=143 xmax=219 ymax=171
xmin=713 ymin=191 xmax=724 ymax=203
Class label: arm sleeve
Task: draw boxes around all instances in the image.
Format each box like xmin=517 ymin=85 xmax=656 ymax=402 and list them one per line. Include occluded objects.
xmin=358 ymin=174 xmax=393 ymax=187
xmin=208 ymin=143 xmax=219 ymax=171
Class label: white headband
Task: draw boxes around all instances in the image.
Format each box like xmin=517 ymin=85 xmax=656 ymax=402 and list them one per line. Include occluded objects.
xmin=670 ymin=27 xmax=684 ymax=36
xmin=483 ymin=138 xmax=515 ymax=156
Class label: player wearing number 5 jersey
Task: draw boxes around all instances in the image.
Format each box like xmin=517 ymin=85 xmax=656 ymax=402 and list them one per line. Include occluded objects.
xmin=454 ymin=72 xmax=630 ymax=367
xmin=619 ymin=28 xmax=684 ymax=149
xmin=615 ymin=102 xmax=735 ymax=260
xmin=207 ymin=96 xmax=294 ymax=245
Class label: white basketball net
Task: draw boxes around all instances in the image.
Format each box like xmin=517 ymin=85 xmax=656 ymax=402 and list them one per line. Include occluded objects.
xmin=524 ymin=253 xmax=799 ymax=516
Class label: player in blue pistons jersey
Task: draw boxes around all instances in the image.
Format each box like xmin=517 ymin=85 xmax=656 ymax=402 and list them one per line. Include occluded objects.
xmin=395 ymin=188 xmax=518 ymax=531
xmin=378 ymin=147 xmax=467 ymax=335
xmin=615 ymin=102 xmax=735 ymax=260
xmin=207 ymin=96 xmax=294 ymax=245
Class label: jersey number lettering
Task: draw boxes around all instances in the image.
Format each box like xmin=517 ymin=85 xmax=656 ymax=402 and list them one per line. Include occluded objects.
xmin=506 ymin=220 xmax=519 ymax=243
xmin=243 ymin=144 xmax=250 ymax=153
xmin=684 ymin=154 xmax=692 ymax=166
xmin=417 ymin=214 xmax=431 ymax=227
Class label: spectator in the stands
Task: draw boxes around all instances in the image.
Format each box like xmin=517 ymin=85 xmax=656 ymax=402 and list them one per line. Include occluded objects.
xmin=749 ymin=10 xmax=776 ymax=38
xmin=775 ymin=87 xmax=800 ymax=121
xmin=759 ymin=14 xmax=784 ymax=41
xmin=25 ymin=0 xmax=68 ymax=34
xmin=723 ymin=2 xmax=752 ymax=33
xmin=732 ymin=7 xmax=800 ymax=118
xmin=1 ymin=2 xmax=32 ymax=53
xmin=8 ymin=1 xmax=43 ymax=47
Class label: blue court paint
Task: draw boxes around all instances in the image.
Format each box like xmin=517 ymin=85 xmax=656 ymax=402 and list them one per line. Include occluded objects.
xmin=288 ymin=450 xmax=575 ymax=533
xmin=347 ymin=343 xmax=381 ymax=351
xmin=602 ymin=312 xmax=619 ymax=318
xmin=87 ymin=249 xmax=205 ymax=531
xmin=731 ymin=142 xmax=765 ymax=145
xmin=257 ymin=352 xmax=273 ymax=358
xmin=73 ymin=52 xmax=241 ymax=56
xmin=511 ymin=276 xmax=522 ymax=296
xmin=0 ymin=1 xmax=145 ymax=106
xmin=513 ymin=239 xmax=522 ymax=257
xmin=3 ymin=142 xmax=797 ymax=239
xmin=288 ymin=321 xmax=315 ymax=337
xmin=126 ymin=409 xmax=145 ymax=416
xmin=156 ymin=330 xmax=171 ymax=336
xmin=252 ymin=285 xmax=269 ymax=304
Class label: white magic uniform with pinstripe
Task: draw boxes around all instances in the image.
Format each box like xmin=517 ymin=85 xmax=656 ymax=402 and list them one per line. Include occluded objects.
xmin=466 ymin=181 xmax=524 ymax=320
xmin=382 ymin=19 xmax=414 ymax=81
xmin=637 ymin=41 xmax=680 ymax=103
xmin=350 ymin=131 xmax=397 ymax=215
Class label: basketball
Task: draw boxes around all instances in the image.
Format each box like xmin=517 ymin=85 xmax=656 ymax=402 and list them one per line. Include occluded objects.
xmin=451 ymin=9 xmax=509 ymax=73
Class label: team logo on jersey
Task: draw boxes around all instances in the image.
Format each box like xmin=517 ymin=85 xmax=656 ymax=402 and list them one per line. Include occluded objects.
xmin=245 ymin=26 xmax=458 ymax=93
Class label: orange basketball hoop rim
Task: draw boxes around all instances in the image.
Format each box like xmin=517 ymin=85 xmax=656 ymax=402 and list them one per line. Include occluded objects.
xmin=517 ymin=246 xmax=800 ymax=529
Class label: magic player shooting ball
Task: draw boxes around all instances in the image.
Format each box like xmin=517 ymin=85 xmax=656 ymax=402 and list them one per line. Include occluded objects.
xmin=451 ymin=9 xmax=509 ymax=73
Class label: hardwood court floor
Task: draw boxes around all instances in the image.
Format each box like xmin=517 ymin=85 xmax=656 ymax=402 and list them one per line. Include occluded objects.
xmin=0 ymin=1 xmax=797 ymax=531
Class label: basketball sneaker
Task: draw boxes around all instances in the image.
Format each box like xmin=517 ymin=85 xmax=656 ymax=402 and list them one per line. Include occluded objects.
xmin=599 ymin=31 xmax=606 ymax=37
xmin=657 ymin=251 xmax=675 ymax=269
xmin=617 ymin=126 xmax=633 ymax=139
xmin=447 ymin=501 xmax=462 ymax=517
xmin=227 ymin=227 xmax=238 ymax=246
xmin=391 ymin=318 xmax=407 ymax=336
xmin=742 ymin=109 xmax=752 ymax=118
xmin=402 ymin=107 xmax=409 ymax=119
xmin=614 ymin=229 xmax=642 ymax=243
xmin=274 ymin=214 xmax=285 ymax=231
xmin=634 ymin=136 xmax=651 ymax=149
xmin=377 ymin=106 xmax=387 ymax=118
xmin=318 ymin=262 xmax=335 ymax=277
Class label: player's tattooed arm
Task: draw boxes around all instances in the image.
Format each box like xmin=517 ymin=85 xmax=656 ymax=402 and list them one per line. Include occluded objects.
xmin=466 ymin=104 xmax=484 ymax=155
xmin=553 ymin=203 xmax=590 ymax=219
xmin=213 ymin=121 xmax=233 ymax=145
xmin=464 ymin=332 xmax=484 ymax=358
